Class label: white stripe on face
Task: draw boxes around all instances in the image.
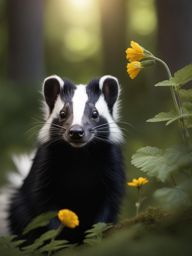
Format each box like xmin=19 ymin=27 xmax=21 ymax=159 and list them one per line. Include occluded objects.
xmin=38 ymin=96 xmax=64 ymax=143
xmin=95 ymin=95 xmax=123 ymax=144
xmin=72 ymin=85 xmax=88 ymax=126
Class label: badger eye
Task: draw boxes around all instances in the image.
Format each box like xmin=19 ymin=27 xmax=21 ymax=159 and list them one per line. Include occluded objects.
xmin=60 ymin=110 xmax=66 ymax=119
xmin=92 ymin=109 xmax=99 ymax=119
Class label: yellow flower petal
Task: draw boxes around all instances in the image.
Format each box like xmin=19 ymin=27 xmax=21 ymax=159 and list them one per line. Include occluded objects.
xmin=57 ymin=209 xmax=79 ymax=228
xmin=127 ymin=177 xmax=149 ymax=188
xmin=127 ymin=182 xmax=137 ymax=187
xmin=127 ymin=61 xmax=142 ymax=79
xmin=126 ymin=41 xmax=144 ymax=62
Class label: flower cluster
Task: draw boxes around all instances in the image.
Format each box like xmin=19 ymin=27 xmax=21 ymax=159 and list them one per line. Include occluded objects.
xmin=57 ymin=209 xmax=79 ymax=228
xmin=128 ymin=177 xmax=149 ymax=189
xmin=125 ymin=41 xmax=154 ymax=79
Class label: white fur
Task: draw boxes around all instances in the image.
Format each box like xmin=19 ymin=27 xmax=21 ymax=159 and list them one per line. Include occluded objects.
xmin=39 ymin=74 xmax=65 ymax=143
xmin=0 ymin=153 xmax=34 ymax=235
xmin=72 ymin=85 xmax=88 ymax=126
xmin=39 ymin=75 xmax=122 ymax=144
xmin=42 ymin=75 xmax=64 ymax=120
xmin=0 ymin=187 xmax=11 ymax=235
xmin=43 ymin=75 xmax=64 ymax=91
xmin=95 ymin=95 xmax=123 ymax=143
xmin=38 ymin=95 xmax=64 ymax=143
xmin=8 ymin=153 xmax=34 ymax=187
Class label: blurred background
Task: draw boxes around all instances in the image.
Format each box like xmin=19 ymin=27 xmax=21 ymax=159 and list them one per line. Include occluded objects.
xmin=0 ymin=0 xmax=192 ymax=218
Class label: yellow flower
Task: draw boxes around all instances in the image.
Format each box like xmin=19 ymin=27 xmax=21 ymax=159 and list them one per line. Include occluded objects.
xmin=57 ymin=209 xmax=79 ymax=228
xmin=126 ymin=41 xmax=144 ymax=62
xmin=128 ymin=177 xmax=149 ymax=188
xmin=127 ymin=61 xmax=143 ymax=79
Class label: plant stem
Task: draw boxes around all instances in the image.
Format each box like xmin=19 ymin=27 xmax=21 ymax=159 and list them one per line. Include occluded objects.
xmin=135 ymin=187 xmax=141 ymax=216
xmin=48 ymin=224 xmax=64 ymax=256
xmin=171 ymin=174 xmax=177 ymax=186
xmin=152 ymin=56 xmax=190 ymax=145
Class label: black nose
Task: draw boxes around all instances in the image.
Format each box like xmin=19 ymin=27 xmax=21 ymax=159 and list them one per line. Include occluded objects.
xmin=69 ymin=125 xmax=85 ymax=140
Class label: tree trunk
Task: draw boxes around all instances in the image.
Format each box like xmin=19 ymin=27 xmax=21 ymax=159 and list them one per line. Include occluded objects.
xmin=99 ymin=0 xmax=127 ymax=83
xmin=156 ymin=0 xmax=192 ymax=73
xmin=7 ymin=0 xmax=44 ymax=85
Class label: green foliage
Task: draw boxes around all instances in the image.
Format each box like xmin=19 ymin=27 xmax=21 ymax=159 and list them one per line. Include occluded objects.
xmin=0 ymin=236 xmax=29 ymax=256
xmin=155 ymin=64 xmax=192 ymax=87
xmin=147 ymin=112 xmax=192 ymax=126
xmin=147 ymin=111 xmax=192 ymax=126
xmin=38 ymin=239 xmax=72 ymax=253
xmin=83 ymin=223 xmax=112 ymax=246
xmin=147 ymin=111 xmax=177 ymax=124
xmin=154 ymin=78 xmax=177 ymax=87
xmin=179 ymin=88 xmax=192 ymax=100
xmin=154 ymin=187 xmax=192 ymax=210
xmin=23 ymin=211 xmax=57 ymax=235
xmin=173 ymin=64 xmax=192 ymax=86
xmin=22 ymin=230 xmax=60 ymax=252
xmin=0 ymin=216 xmax=111 ymax=255
xmin=131 ymin=63 xmax=192 ymax=213
xmin=131 ymin=145 xmax=192 ymax=182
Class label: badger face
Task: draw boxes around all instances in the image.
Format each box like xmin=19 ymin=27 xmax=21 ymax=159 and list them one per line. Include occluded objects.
xmin=38 ymin=75 xmax=123 ymax=148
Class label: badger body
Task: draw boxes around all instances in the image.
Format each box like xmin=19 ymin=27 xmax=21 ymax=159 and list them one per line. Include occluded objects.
xmin=8 ymin=75 xmax=125 ymax=243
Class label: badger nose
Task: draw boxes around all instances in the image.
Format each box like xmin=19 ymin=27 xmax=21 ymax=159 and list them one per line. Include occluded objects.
xmin=69 ymin=125 xmax=85 ymax=139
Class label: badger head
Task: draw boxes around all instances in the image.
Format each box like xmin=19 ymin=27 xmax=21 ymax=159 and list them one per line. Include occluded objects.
xmin=38 ymin=75 xmax=123 ymax=148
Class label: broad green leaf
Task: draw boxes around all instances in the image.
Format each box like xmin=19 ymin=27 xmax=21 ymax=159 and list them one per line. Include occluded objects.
xmin=131 ymin=146 xmax=192 ymax=182
xmin=23 ymin=211 xmax=57 ymax=235
xmin=154 ymin=79 xmax=178 ymax=87
xmin=154 ymin=187 xmax=191 ymax=210
xmin=173 ymin=64 xmax=192 ymax=86
xmin=147 ymin=112 xmax=176 ymax=123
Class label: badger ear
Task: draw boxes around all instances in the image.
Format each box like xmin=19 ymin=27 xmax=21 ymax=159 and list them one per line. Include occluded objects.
xmin=43 ymin=75 xmax=64 ymax=113
xmin=99 ymin=75 xmax=120 ymax=112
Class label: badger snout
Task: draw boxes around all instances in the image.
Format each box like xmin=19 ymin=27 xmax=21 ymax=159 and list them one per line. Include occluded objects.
xmin=66 ymin=125 xmax=90 ymax=148
xmin=69 ymin=125 xmax=85 ymax=140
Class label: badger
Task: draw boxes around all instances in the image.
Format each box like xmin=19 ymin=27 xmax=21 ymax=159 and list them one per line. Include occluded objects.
xmin=7 ymin=75 xmax=125 ymax=243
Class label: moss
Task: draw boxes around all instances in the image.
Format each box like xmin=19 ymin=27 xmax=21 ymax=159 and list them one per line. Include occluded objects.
xmin=105 ymin=207 xmax=169 ymax=237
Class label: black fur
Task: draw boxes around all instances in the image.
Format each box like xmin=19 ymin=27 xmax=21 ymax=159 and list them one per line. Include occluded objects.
xmin=8 ymin=76 xmax=125 ymax=244
xmin=8 ymin=140 xmax=125 ymax=243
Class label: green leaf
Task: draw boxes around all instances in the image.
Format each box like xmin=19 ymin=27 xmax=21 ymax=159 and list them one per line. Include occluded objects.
xmin=166 ymin=113 xmax=192 ymax=126
xmin=179 ymin=88 xmax=192 ymax=101
xmin=23 ymin=211 xmax=57 ymax=235
xmin=131 ymin=145 xmax=192 ymax=182
xmin=22 ymin=230 xmax=59 ymax=252
xmin=39 ymin=240 xmax=71 ymax=253
xmin=154 ymin=187 xmax=192 ymax=210
xmin=12 ymin=239 xmax=26 ymax=247
xmin=154 ymin=79 xmax=178 ymax=87
xmin=154 ymin=65 xmax=192 ymax=87
xmin=85 ymin=223 xmax=112 ymax=235
xmin=147 ymin=111 xmax=192 ymax=126
xmin=83 ymin=223 xmax=112 ymax=245
xmin=0 ymin=236 xmax=27 ymax=256
xmin=147 ymin=112 xmax=176 ymax=123
xmin=173 ymin=64 xmax=192 ymax=86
